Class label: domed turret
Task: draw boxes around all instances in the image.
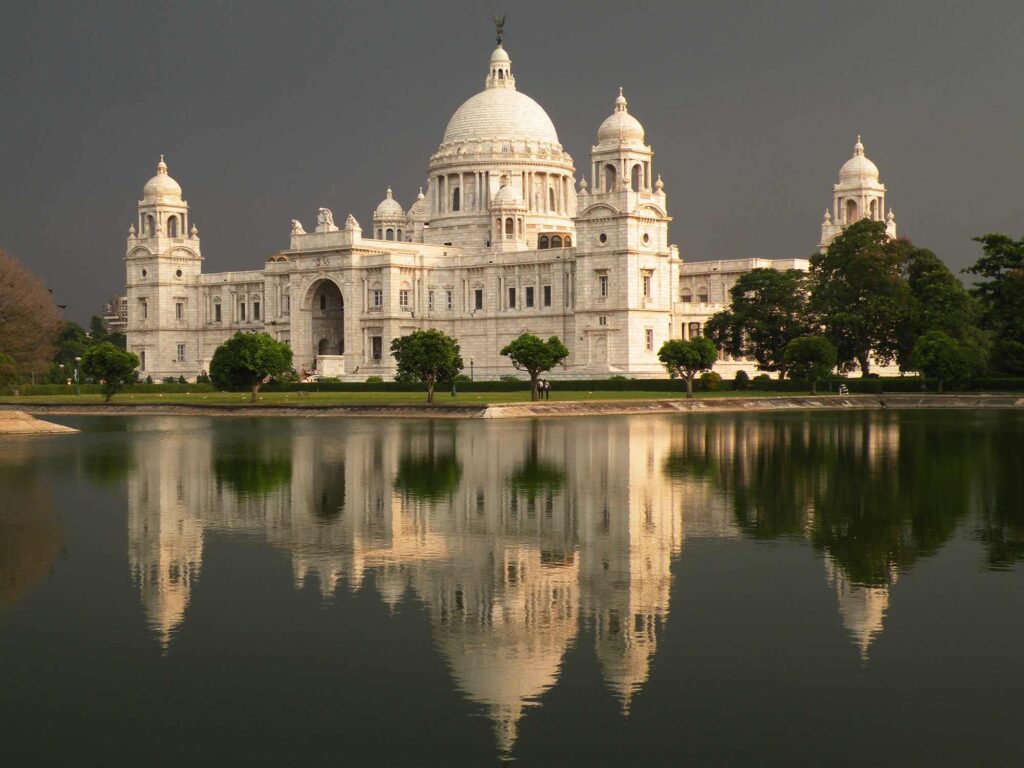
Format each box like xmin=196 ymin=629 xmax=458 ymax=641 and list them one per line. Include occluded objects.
xmin=143 ymin=155 xmax=183 ymax=201
xmin=838 ymin=136 xmax=880 ymax=183
xmin=596 ymin=88 xmax=646 ymax=146
xmin=372 ymin=187 xmax=406 ymax=241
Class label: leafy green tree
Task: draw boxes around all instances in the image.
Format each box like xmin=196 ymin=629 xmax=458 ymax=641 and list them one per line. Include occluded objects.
xmin=80 ymin=342 xmax=140 ymax=402
xmin=704 ymin=268 xmax=810 ymax=378
xmin=966 ymin=233 xmax=1024 ymax=370
xmin=809 ymin=220 xmax=912 ymax=375
xmin=500 ymin=333 xmax=570 ymax=400
xmin=88 ymin=315 xmax=126 ymax=350
xmin=911 ymin=331 xmax=983 ymax=392
xmin=783 ymin=335 xmax=837 ymax=394
xmin=390 ymin=329 xmax=463 ymax=403
xmin=657 ymin=337 xmax=718 ymax=397
xmin=209 ymin=332 xmax=293 ymax=402
xmin=0 ymin=353 xmax=17 ymax=389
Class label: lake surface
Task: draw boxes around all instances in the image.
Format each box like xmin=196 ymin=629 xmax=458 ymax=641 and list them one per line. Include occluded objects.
xmin=1 ymin=410 xmax=1022 ymax=766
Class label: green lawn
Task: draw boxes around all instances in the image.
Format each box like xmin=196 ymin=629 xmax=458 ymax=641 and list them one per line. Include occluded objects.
xmin=0 ymin=389 xmax=802 ymax=407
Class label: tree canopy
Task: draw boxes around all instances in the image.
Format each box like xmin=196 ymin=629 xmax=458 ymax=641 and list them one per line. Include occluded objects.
xmin=80 ymin=342 xmax=140 ymax=402
xmin=657 ymin=337 xmax=718 ymax=397
xmin=966 ymin=233 xmax=1024 ymax=375
xmin=704 ymin=268 xmax=810 ymax=378
xmin=809 ymin=220 xmax=912 ymax=375
xmin=209 ymin=332 xmax=293 ymax=402
xmin=911 ymin=331 xmax=984 ymax=392
xmin=0 ymin=250 xmax=61 ymax=379
xmin=500 ymin=333 xmax=570 ymax=400
xmin=783 ymin=335 xmax=837 ymax=394
xmin=390 ymin=329 xmax=463 ymax=403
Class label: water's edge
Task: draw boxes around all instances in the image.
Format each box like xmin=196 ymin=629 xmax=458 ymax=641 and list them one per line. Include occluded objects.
xmin=2 ymin=394 xmax=1021 ymax=419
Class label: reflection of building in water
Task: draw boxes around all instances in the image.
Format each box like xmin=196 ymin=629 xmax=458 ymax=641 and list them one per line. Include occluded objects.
xmin=825 ymin=558 xmax=895 ymax=662
xmin=123 ymin=414 xmax=907 ymax=749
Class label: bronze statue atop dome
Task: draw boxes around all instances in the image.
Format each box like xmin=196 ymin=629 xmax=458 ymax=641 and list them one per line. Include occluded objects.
xmin=491 ymin=14 xmax=506 ymax=46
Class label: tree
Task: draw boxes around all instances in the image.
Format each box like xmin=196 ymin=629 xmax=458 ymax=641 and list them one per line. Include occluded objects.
xmin=390 ymin=329 xmax=463 ymax=403
xmin=809 ymin=220 xmax=912 ymax=375
xmin=0 ymin=250 xmax=61 ymax=377
xmin=500 ymin=333 xmax=570 ymax=400
xmin=783 ymin=335 xmax=837 ymax=394
xmin=657 ymin=337 xmax=718 ymax=397
xmin=966 ymin=233 xmax=1024 ymax=367
xmin=80 ymin=342 xmax=140 ymax=402
xmin=209 ymin=332 xmax=293 ymax=402
xmin=911 ymin=331 xmax=983 ymax=393
xmin=704 ymin=268 xmax=810 ymax=378
xmin=0 ymin=353 xmax=17 ymax=390
xmin=89 ymin=315 xmax=126 ymax=350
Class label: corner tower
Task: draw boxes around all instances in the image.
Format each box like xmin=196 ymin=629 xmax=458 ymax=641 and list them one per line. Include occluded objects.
xmin=125 ymin=156 xmax=203 ymax=381
xmin=819 ymin=136 xmax=897 ymax=251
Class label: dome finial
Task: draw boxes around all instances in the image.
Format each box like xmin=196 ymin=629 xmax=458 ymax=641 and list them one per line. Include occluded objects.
xmin=615 ymin=87 xmax=628 ymax=112
xmin=854 ymin=135 xmax=864 ymax=156
xmin=157 ymin=154 xmax=168 ymax=174
xmin=386 ymin=186 xmax=393 ymax=199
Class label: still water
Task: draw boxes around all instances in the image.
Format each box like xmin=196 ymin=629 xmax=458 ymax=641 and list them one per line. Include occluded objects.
xmin=1 ymin=411 xmax=1022 ymax=766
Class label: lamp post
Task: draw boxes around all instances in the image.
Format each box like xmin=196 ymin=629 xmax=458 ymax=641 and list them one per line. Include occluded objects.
xmin=58 ymin=363 xmax=65 ymax=386
xmin=470 ymin=357 xmax=474 ymax=381
xmin=73 ymin=356 xmax=81 ymax=396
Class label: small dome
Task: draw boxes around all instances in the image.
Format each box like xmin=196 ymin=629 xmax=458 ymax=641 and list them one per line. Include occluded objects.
xmin=374 ymin=187 xmax=405 ymax=219
xmin=838 ymin=136 xmax=879 ymax=183
xmin=143 ymin=155 xmax=182 ymax=201
xmin=407 ymin=187 xmax=428 ymax=219
xmin=492 ymin=183 xmax=523 ymax=207
xmin=597 ymin=88 xmax=645 ymax=145
xmin=490 ymin=45 xmax=511 ymax=65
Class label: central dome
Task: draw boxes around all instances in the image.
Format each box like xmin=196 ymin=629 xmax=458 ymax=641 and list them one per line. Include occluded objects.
xmin=440 ymin=45 xmax=560 ymax=148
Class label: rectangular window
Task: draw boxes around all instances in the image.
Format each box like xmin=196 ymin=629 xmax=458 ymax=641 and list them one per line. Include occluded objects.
xmin=474 ymin=289 xmax=483 ymax=310
xmin=399 ymin=289 xmax=410 ymax=308
xmin=645 ymin=328 xmax=654 ymax=351
xmin=283 ymin=294 xmax=290 ymax=315
xmin=141 ymin=301 xmax=148 ymax=319
xmin=599 ymin=275 xmax=608 ymax=297
xmin=139 ymin=350 xmax=146 ymax=371
xmin=428 ymin=290 xmax=435 ymax=311
xmin=176 ymin=344 xmax=185 ymax=362
xmin=214 ymin=303 xmax=222 ymax=322
xmin=599 ymin=316 xmax=607 ymax=326
xmin=371 ymin=289 xmax=383 ymax=308
xmin=508 ymin=287 xmax=516 ymax=308
xmin=525 ymin=286 xmax=534 ymax=308
xmin=175 ymin=302 xmax=183 ymax=320
xmin=253 ymin=301 xmax=260 ymax=320
xmin=371 ymin=336 xmax=383 ymax=360
xmin=543 ymin=285 xmax=551 ymax=307
xmin=445 ymin=290 xmax=453 ymax=310
xmin=239 ymin=302 xmax=246 ymax=321
xmin=642 ymin=273 xmax=652 ymax=298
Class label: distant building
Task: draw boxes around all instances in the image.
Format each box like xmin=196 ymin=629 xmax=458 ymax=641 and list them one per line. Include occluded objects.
xmin=101 ymin=294 xmax=128 ymax=335
xmin=123 ymin=32 xmax=898 ymax=382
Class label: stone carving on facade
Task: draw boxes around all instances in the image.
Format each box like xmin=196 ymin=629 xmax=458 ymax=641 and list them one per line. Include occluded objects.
xmin=291 ymin=219 xmax=306 ymax=235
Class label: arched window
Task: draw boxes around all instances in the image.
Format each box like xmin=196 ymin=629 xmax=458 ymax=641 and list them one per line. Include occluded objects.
xmin=385 ymin=228 xmax=394 ymax=240
xmin=845 ymin=199 xmax=858 ymax=224
xmin=539 ymin=235 xmax=549 ymax=249
xmin=397 ymin=229 xmax=403 ymax=240
xmin=548 ymin=188 xmax=556 ymax=210
xmin=505 ymin=217 xmax=514 ymax=236
xmin=551 ymin=235 xmax=562 ymax=248
xmin=452 ymin=188 xmax=460 ymax=212
xmin=167 ymin=216 xmax=178 ymax=238
xmin=147 ymin=215 xmax=156 ymax=237
xmin=631 ymin=164 xmax=642 ymax=192
xmin=680 ymin=288 xmax=692 ymax=302
xmin=604 ymin=164 xmax=617 ymax=192
xmin=319 ymin=293 xmax=327 ymax=311
xmin=564 ymin=236 xmax=571 ymax=247
xmin=688 ymin=322 xmax=702 ymax=338
xmin=376 ymin=229 xmax=382 ymax=239
xmin=869 ymin=199 xmax=878 ymax=219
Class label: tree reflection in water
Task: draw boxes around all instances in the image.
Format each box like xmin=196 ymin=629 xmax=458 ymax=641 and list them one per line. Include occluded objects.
xmin=213 ymin=420 xmax=293 ymax=497
xmin=393 ymin=421 xmax=463 ymax=503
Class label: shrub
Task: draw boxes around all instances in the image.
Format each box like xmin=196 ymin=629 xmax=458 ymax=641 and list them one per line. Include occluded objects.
xmin=365 ymin=375 xmax=384 ymax=384
xmin=453 ymin=374 xmax=472 ymax=384
xmin=752 ymin=373 xmax=772 ymax=388
xmin=500 ymin=375 xmax=521 ymax=383
xmin=733 ymin=370 xmax=750 ymax=390
xmin=609 ymin=375 xmax=629 ymax=381
xmin=145 ymin=375 xmax=154 ymax=385
xmin=700 ymin=371 xmax=723 ymax=391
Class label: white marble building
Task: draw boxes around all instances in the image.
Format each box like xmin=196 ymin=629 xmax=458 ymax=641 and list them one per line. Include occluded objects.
xmin=124 ymin=36 xmax=896 ymax=382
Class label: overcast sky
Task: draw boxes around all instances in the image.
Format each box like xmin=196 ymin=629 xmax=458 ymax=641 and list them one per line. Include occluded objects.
xmin=2 ymin=0 xmax=1022 ymax=323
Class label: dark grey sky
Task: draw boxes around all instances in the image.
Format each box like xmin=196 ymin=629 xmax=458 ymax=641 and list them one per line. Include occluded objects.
xmin=2 ymin=0 xmax=1022 ymax=323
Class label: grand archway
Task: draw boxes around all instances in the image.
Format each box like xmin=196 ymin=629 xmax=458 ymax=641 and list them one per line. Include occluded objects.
xmin=308 ymin=279 xmax=344 ymax=356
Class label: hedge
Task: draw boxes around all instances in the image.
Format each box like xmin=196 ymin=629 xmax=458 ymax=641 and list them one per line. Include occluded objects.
xmin=2 ymin=383 xmax=216 ymax=396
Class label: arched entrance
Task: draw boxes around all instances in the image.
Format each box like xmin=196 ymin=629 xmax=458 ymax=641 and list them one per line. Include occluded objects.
xmin=307 ymin=279 xmax=344 ymax=376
